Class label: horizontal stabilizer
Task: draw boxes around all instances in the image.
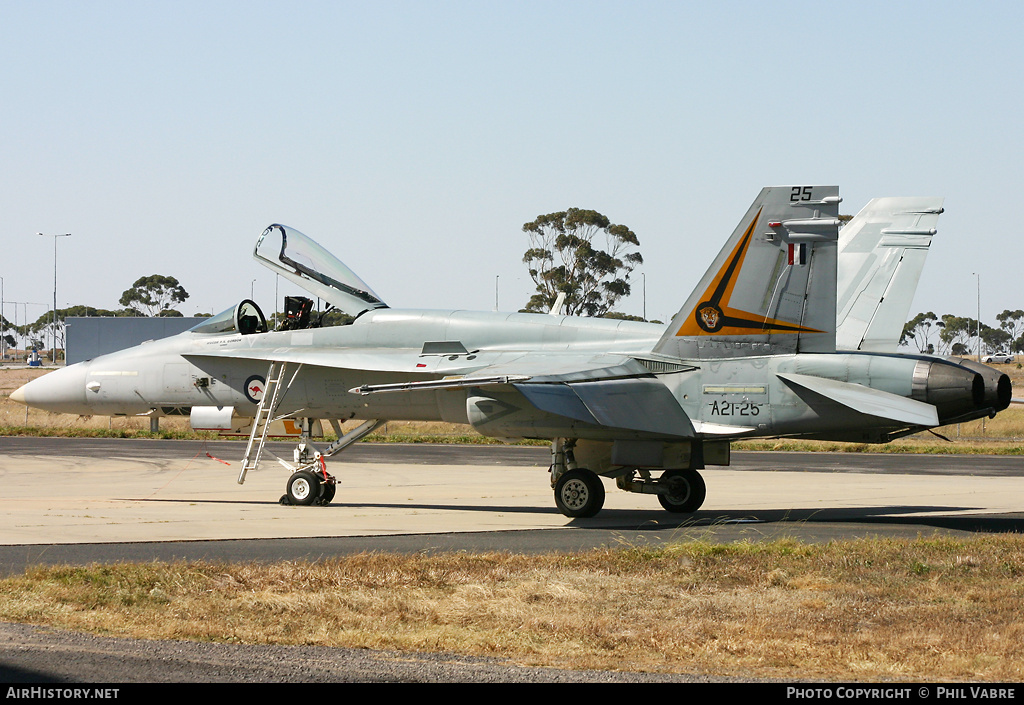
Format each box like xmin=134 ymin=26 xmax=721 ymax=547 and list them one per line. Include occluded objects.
xmin=515 ymin=378 xmax=696 ymax=438
xmin=690 ymin=420 xmax=758 ymax=436
xmin=777 ymin=372 xmax=938 ymax=427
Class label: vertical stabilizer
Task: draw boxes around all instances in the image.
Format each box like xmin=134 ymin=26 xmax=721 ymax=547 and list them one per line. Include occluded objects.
xmin=654 ymin=186 xmax=841 ymax=360
xmin=835 ymin=197 xmax=944 ymax=352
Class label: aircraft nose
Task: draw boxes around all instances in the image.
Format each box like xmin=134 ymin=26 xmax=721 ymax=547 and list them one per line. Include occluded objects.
xmin=10 ymin=364 xmax=90 ymax=413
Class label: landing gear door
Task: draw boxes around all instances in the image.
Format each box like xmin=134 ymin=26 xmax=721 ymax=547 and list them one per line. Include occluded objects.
xmin=254 ymin=224 xmax=388 ymax=318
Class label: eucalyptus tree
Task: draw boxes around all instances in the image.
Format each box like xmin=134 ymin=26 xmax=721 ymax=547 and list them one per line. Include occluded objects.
xmin=119 ymin=275 xmax=189 ymax=317
xmin=521 ymin=208 xmax=642 ymax=317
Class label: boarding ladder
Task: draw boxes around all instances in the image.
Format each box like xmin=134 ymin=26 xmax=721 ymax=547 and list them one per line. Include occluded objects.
xmin=237 ymin=361 xmax=292 ymax=484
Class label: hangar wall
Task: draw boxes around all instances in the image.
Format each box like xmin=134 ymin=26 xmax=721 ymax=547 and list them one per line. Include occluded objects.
xmin=66 ymin=317 xmax=204 ymax=364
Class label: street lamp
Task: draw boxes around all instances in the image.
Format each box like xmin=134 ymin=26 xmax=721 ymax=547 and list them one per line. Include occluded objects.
xmin=642 ymin=272 xmax=646 ymax=322
xmin=37 ymin=232 xmax=71 ymax=361
xmin=973 ymin=272 xmax=981 ymax=362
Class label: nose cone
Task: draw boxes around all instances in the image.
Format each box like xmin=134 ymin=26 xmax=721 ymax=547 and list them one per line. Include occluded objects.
xmin=9 ymin=385 xmax=26 ymax=404
xmin=10 ymin=365 xmax=90 ymax=413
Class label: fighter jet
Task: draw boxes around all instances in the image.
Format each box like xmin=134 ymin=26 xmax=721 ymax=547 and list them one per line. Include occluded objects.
xmin=12 ymin=186 xmax=1011 ymax=517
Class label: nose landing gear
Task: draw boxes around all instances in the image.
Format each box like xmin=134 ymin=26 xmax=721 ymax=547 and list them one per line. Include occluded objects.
xmin=282 ymin=463 xmax=337 ymax=507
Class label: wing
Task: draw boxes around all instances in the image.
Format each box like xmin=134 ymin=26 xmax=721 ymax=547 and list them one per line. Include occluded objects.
xmin=187 ymin=344 xmax=702 ymax=440
xmin=350 ymin=354 xmax=700 ymax=438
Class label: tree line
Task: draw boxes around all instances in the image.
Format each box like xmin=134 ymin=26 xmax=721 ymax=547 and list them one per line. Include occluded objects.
xmin=900 ymin=311 xmax=1024 ymax=356
xmin=0 ymin=275 xmax=190 ymax=353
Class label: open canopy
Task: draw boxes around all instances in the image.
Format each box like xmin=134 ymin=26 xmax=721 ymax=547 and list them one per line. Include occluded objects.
xmin=254 ymin=224 xmax=388 ymax=317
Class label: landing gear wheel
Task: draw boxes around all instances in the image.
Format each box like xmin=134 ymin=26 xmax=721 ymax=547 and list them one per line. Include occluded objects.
xmin=658 ymin=469 xmax=706 ymax=513
xmin=318 ymin=481 xmax=336 ymax=505
xmin=286 ymin=470 xmax=322 ymax=506
xmin=554 ymin=468 xmax=606 ymax=518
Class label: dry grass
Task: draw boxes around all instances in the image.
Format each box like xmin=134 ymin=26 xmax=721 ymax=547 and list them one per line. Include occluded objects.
xmin=2 ymin=536 xmax=1024 ymax=681
xmin=4 ymin=367 xmax=1024 ymax=680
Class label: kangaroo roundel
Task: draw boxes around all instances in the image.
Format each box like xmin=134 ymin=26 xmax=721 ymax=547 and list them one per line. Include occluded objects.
xmin=244 ymin=375 xmax=266 ymax=404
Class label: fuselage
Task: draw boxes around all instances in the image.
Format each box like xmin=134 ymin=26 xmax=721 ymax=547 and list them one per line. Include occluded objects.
xmin=12 ymin=307 xmax=1009 ymax=444
xmin=14 ymin=309 xmax=662 ymax=418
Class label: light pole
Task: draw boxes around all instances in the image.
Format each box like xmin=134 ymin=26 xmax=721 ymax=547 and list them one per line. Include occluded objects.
xmin=974 ymin=272 xmax=981 ymax=362
xmin=37 ymin=232 xmax=71 ymax=361
xmin=642 ymin=272 xmax=646 ymax=322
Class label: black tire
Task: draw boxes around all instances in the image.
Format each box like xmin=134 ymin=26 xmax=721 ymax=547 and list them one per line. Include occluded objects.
xmin=657 ymin=469 xmax=706 ymax=513
xmin=554 ymin=468 xmax=605 ymax=518
xmin=319 ymin=481 xmax=336 ymax=505
xmin=286 ymin=470 xmax=322 ymax=506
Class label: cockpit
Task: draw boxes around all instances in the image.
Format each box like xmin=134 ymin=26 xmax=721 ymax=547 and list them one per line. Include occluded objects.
xmin=190 ymin=299 xmax=268 ymax=336
xmin=193 ymin=225 xmax=386 ymax=337
xmin=254 ymin=224 xmax=388 ymax=318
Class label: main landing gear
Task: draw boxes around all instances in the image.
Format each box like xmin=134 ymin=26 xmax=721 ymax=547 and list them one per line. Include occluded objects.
xmin=549 ymin=438 xmax=708 ymax=518
xmin=655 ymin=468 xmax=706 ymax=513
xmin=554 ymin=468 xmax=606 ymax=518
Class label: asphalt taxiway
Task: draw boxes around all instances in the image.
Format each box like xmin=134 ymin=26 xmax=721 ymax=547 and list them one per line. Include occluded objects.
xmin=1 ymin=437 xmax=1023 ymax=575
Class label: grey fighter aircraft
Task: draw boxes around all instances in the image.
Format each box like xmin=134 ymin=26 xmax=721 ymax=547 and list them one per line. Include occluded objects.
xmin=12 ymin=186 xmax=1011 ymax=517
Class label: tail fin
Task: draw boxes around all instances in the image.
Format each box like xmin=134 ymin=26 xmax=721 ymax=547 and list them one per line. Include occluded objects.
xmin=654 ymin=186 xmax=841 ymax=360
xmin=835 ymin=197 xmax=944 ymax=352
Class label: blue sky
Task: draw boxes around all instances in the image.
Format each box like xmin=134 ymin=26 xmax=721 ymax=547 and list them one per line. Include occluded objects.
xmin=2 ymin=1 xmax=1022 ymax=329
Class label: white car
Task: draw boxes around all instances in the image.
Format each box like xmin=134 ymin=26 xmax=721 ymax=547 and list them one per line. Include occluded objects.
xmin=982 ymin=352 xmax=1015 ymax=364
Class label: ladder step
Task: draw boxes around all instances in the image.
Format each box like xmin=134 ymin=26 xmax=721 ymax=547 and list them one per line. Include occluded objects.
xmin=238 ymin=361 xmax=289 ymax=484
